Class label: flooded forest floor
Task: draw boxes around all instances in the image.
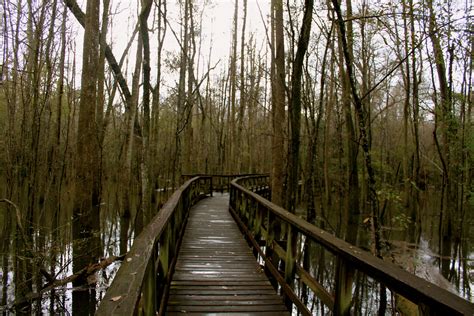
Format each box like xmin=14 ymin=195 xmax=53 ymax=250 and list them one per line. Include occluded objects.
xmin=0 ymin=185 xmax=472 ymax=314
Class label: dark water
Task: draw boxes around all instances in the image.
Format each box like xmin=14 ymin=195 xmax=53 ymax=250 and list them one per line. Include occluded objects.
xmin=0 ymin=184 xmax=174 ymax=315
xmin=0 ymin=205 xmax=125 ymax=314
xmin=0 ymin=189 xmax=472 ymax=314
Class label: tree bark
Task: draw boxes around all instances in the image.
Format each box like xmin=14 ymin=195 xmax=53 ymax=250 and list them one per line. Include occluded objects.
xmin=228 ymin=0 xmax=239 ymax=173
xmin=426 ymin=0 xmax=455 ymax=278
xmin=271 ymin=0 xmax=286 ymax=208
xmin=237 ymin=0 xmax=248 ymax=171
xmin=139 ymin=0 xmax=153 ymax=225
xmin=287 ymin=0 xmax=314 ymax=213
xmin=173 ymin=0 xmax=190 ymax=183
xmin=63 ymin=0 xmax=134 ymax=112
xmin=332 ymin=0 xmax=385 ymax=313
xmin=72 ymin=0 xmax=101 ymax=312
xmin=333 ymin=0 xmax=360 ymax=245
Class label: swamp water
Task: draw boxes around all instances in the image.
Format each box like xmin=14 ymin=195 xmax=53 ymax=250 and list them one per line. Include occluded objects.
xmin=0 ymin=189 xmax=472 ymax=314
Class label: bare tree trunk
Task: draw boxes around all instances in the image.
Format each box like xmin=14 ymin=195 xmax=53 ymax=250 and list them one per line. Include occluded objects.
xmin=399 ymin=0 xmax=411 ymax=214
xmin=409 ymin=0 xmax=422 ymax=229
xmin=237 ymin=0 xmax=247 ymax=171
xmin=63 ymin=0 xmax=134 ymax=112
xmin=324 ymin=36 xmax=338 ymax=211
xmin=335 ymin=0 xmax=374 ymax=236
xmin=287 ymin=0 xmax=313 ymax=213
xmin=184 ymin=0 xmax=196 ymax=174
xmin=150 ymin=0 xmax=167 ymax=210
xmin=129 ymin=35 xmax=143 ymax=234
xmin=305 ymin=25 xmax=332 ymax=225
xmin=426 ymin=0 xmax=455 ymax=278
xmin=139 ymin=0 xmax=152 ymax=225
xmin=333 ymin=0 xmax=360 ymax=245
xmin=72 ymin=0 xmax=101 ymax=313
xmin=228 ymin=0 xmax=238 ymax=173
xmin=332 ymin=0 xmax=385 ymax=313
xmin=173 ymin=0 xmax=190 ymax=184
xmin=97 ymin=0 xmax=110 ymax=141
xmin=271 ymin=0 xmax=286 ymax=207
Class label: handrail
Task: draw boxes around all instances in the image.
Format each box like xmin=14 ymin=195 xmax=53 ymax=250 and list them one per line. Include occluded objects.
xmin=230 ymin=175 xmax=474 ymax=315
xmin=96 ymin=176 xmax=212 ymax=315
xmin=182 ymin=173 xmax=268 ymax=193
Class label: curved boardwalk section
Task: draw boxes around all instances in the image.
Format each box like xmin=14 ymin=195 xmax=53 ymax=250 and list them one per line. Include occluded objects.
xmin=166 ymin=194 xmax=289 ymax=315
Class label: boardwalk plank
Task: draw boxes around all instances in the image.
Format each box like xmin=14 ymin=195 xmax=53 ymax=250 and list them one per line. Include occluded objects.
xmin=168 ymin=299 xmax=286 ymax=306
xmin=167 ymin=305 xmax=289 ymax=312
xmin=167 ymin=312 xmax=289 ymax=316
xmin=166 ymin=194 xmax=289 ymax=315
xmin=168 ymin=295 xmax=280 ymax=301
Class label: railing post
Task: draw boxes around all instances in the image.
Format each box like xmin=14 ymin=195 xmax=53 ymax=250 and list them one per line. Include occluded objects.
xmin=252 ymin=202 xmax=263 ymax=258
xmin=241 ymin=193 xmax=248 ymax=222
xmin=141 ymin=255 xmax=157 ymax=315
xmin=169 ymin=212 xmax=177 ymax=260
xmin=334 ymin=258 xmax=354 ymax=315
xmin=157 ymin=225 xmax=170 ymax=303
xmin=284 ymin=226 xmax=296 ymax=283
xmin=283 ymin=225 xmax=297 ymax=311
xmin=209 ymin=177 xmax=213 ymax=196
xmin=265 ymin=210 xmax=280 ymax=290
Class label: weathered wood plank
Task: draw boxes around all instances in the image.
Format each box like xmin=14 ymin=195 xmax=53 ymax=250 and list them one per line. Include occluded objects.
xmin=167 ymin=305 xmax=289 ymax=312
xmin=166 ymin=194 xmax=289 ymax=315
xmin=168 ymin=295 xmax=280 ymax=301
xmin=169 ymin=289 xmax=278 ymax=296
xmin=170 ymin=284 xmax=274 ymax=289
xmin=170 ymin=281 xmax=272 ymax=286
xmin=168 ymin=299 xmax=286 ymax=306
xmin=175 ymin=263 xmax=257 ymax=268
xmin=167 ymin=312 xmax=289 ymax=316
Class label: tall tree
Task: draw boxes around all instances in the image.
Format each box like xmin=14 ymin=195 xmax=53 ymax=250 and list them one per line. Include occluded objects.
xmin=270 ymin=0 xmax=286 ymax=207
xmin=173 ymin=0 xmax=190 ymax=182
xmin=228 ymin=0 xmax=239 ymax=172
xmin=331 ymin=0 xmax=361 ymax=246
xmin=332 ymin=0 xmax=386 ymax=313
xmin=287 ymin=0 xmax=313 ymax=213
xmin=426 ymin=0 xmax=456 ymax=277
xmin=139 ymin=0 xmax=153 ymax=225
xmin=72 ymin=0 xmax=101 ymax=313
xmin=409 ymin=0 xmax=422 ymax=228
xmin=184 ymin=0 xmax=197 ymax=174
xmin=150 ymin=0 xmax=167 ymax=209
xmin=237 ymin=0 xmax=247 ymax=171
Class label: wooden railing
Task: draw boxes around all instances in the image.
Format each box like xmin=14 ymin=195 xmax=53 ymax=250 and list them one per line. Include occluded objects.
xmin=229 ymin=175 xmax=474 ymax=316
xmin=182 ymin=173 xmax=264 ymax=193
xmin=96 ymin=176 xmax=212 ymax=315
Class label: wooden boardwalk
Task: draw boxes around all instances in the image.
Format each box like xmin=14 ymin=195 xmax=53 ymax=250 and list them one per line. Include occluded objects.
xmin=166 ymin=194 xmax=290 ymax=315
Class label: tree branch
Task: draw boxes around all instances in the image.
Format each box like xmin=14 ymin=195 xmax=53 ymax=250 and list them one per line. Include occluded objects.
xmin=62 ymin=0 xmax=133 ymax=112
xmin=9 ymin=254 xmax=126 ymax=309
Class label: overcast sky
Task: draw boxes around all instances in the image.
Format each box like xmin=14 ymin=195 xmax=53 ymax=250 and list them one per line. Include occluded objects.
xmin=84 ymin=0 xmax=271 ymax=96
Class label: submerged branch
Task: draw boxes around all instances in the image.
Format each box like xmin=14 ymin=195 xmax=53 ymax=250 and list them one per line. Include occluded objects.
xmin=8 ymin=254 xmax=126 ymax=310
